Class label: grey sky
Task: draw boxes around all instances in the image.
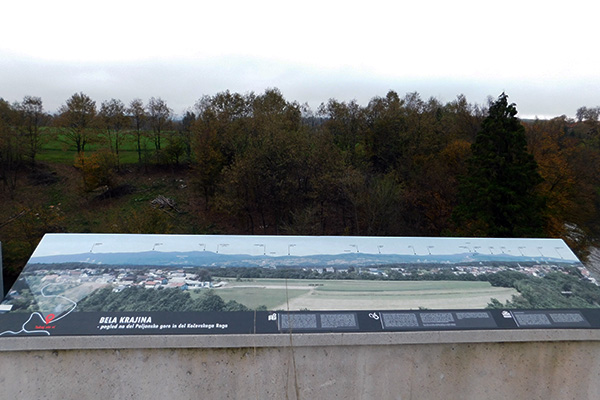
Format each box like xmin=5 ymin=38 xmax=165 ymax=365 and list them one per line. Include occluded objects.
xmin=2 ymin=1 xmax=599 ymax=119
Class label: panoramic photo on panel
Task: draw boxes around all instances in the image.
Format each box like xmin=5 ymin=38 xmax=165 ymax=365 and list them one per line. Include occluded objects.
xmin=2 ymin=233 xmax=593 ymax=312
xmin=1 ymin=233 xmax=599 ymax=337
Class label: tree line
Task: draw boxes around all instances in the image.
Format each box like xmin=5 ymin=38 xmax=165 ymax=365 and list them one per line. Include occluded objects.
xmin=1 ymin=89 xmax=600 ymax=257
xmin=76 ymin=287 xmax=251 ymax=313
xmin=6 ymin=286 xmax=254 ymax=313
xmin=486 ymin=269 xmax=600 ymax=309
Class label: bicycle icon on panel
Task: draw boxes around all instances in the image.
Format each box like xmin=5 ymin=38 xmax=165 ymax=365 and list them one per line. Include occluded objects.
xmin=368 ymin=312 xmax=380 ymax=320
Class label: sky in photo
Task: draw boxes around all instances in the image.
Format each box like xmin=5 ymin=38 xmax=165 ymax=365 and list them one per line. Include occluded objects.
xmin=1 ymin=0 xmax=599 ymax=119
xmin=30 ymin=233 xmax=579 ymax=261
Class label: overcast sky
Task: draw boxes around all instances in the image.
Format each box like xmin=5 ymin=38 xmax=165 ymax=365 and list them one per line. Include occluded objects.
xmin=2 ymin=0 xmax=599 ymax=119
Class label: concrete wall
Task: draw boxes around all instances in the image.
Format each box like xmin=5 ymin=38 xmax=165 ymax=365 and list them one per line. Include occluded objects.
xmin=1 ymin=330 xmax=600 ymax=400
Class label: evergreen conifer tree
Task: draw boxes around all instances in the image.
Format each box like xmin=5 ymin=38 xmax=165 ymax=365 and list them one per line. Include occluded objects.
xmin=454 ymin=93 xmax=546 ymax=237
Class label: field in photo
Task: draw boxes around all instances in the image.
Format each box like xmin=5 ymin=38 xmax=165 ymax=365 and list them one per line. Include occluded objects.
xmin=211 ymin=278 xmax=518 ymax=310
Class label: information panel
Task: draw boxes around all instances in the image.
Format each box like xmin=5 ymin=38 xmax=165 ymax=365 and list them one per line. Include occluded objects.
xmin=0 ymin=233 xmax=598 ymax=337
xmin=1 ymin=309 xmax=599 ymax=336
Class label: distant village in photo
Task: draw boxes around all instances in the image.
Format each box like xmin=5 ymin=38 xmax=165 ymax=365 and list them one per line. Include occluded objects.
xmin=3 ymin=233 xmax=598 ymax=314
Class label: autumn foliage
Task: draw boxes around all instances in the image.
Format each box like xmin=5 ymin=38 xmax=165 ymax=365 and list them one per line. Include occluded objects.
xmin=2 ymin=89 xmax=600 ymax=286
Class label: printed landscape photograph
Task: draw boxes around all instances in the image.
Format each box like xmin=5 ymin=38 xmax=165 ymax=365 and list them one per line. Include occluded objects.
xmin=2 ymin=233 xmax=598 ymax=319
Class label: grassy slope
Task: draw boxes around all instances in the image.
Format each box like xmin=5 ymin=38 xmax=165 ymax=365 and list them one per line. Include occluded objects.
xmin=36 ymin=130 xmax=155 ymax=164
xmin=0 ymin=136 xmax=233 ymax=292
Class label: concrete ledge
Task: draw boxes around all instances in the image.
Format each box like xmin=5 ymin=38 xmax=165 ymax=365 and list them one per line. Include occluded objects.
xmin=3 ymin=335 xmax=600 ymax=399
xmin=3 ymin=331 xmax=600 ymax=399
xmin=2 ymin=329 xmax=600 ymax=351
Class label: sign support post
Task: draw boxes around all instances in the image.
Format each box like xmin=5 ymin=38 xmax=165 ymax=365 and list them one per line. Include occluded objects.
xmin=0 ymin=242 xmax=3 ymax=302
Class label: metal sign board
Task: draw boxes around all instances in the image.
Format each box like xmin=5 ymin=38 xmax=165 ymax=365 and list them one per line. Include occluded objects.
xmin=0 ymin=234 xmax=597 ymax=336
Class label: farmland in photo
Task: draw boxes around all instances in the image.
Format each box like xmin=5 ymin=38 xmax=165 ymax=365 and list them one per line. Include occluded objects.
xmin=211 ymin=278 xmax=518 ymax=310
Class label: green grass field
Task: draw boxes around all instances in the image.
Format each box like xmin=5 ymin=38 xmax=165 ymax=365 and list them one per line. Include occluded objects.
xmin=209 ymin=278 xmax=518 ymax=311
xmin=36 ymin=130 xmax=160 ymax=165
